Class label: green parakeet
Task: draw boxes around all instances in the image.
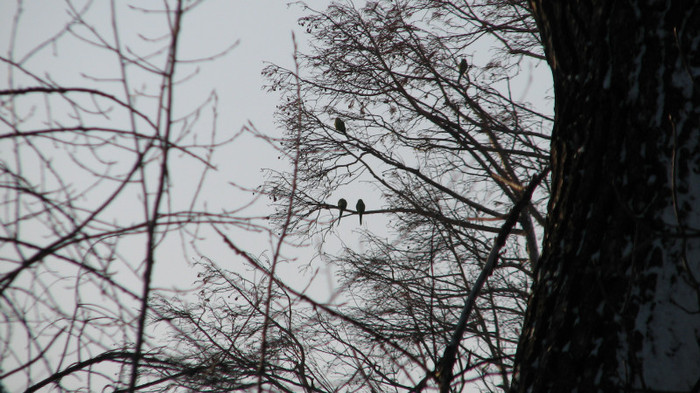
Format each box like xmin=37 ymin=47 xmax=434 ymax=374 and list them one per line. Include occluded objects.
xmin=337 ymin=198 xmax=347 ymax=223
xmin=458 ymin=58 xmax=468 ymax=81
xmin=356 ymin=199 xmax=365 ymax=225
xmin=334 ymin=117 xmax=346 ymax=133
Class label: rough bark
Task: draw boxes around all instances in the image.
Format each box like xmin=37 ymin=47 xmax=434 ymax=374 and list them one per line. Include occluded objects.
xmin=512 ymin=2 xmax=700 ymax=391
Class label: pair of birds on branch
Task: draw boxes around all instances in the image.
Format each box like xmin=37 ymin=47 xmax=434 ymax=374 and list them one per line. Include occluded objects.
xmin=332 ymin=119 xmax=365 ymax=224
xmin=331 ymin=59 xmax=465 ymax=226
xmin=337 ymin=198 xmax=365 ymax=225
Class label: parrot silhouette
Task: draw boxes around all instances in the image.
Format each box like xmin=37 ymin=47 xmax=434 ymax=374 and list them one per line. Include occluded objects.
xmin=337 ymin=198 xmax=348 ymax=224
xmin=334 ymin=117 xmax=346 ymax=133
xmin=356 ymin=199 xmax=365 ymax=225
xmin=458 ymin=58 xmax=468 ymax=81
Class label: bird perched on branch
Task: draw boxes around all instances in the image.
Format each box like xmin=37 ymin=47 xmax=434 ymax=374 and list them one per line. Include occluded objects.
xmin=356 ymin=199 xmax=365 ymax=225
xmin=458 ymin=58 xmax=468 ymax=82
xmin=337 ymin=198 xmax=347 ymax=224
xmin=334 ymin=117 xmax=346 ymax=133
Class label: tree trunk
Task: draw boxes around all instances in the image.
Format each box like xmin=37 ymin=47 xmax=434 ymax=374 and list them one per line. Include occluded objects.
xmin=512 ymin=2 xmax=700 ymax=391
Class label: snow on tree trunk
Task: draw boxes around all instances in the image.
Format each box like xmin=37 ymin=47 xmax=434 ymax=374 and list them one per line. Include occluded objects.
xmin=511 ymin=2 xmax=700 ymax=391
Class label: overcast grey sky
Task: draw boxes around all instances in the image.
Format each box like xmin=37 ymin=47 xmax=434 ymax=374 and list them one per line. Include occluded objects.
xmin=0 ymin=0 xmax=364 ymax=308
xmin=0 ymin=3 xmax=333 ymax=389
xmin=1 ymin=2 xmax=555 ymax=391
xmin=0 ymin=0 xmax=551 ymax=292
